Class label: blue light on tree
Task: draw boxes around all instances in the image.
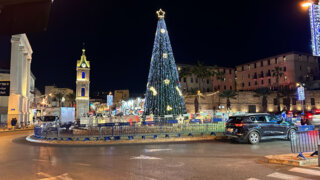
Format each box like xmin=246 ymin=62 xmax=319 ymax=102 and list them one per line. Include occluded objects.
xmin=143 ymin=9 xmax=186 ymax=121
xmin=310 ymin=4 xmax=320 ymax=56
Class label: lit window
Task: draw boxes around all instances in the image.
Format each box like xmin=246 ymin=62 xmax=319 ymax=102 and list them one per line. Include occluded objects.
xmin=82 ymin=72 xmax=85 ymax=79
xmin=81 ymin=88 xmax=85 ymax=96
xmin=284 ymin=76 xmax=287 ymax=81
xmin=283 ymin=56 xmax=286 ymax=62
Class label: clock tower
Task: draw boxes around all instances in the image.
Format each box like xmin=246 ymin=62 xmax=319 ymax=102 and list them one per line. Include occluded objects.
xmin=76 ymin=49 xmax=90 ymax=119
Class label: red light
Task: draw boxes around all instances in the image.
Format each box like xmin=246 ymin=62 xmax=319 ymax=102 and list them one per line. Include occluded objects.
xmin=308 ymin=114 xmax=313 ymax=119
xmin=315 ymin=109 xmax=320 ymax=113
xmin=235 ymin=123 xmax=244 ymax=127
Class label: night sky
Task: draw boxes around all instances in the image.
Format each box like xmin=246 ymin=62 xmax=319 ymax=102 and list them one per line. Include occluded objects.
xmin=0 ymin=0 xmax=313 ymax=95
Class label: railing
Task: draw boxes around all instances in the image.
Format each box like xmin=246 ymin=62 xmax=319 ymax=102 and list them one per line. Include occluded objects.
xmin=290 ymin=128 xmax=319 ymax=160
xmin=33 ymin=122 xmax=226 ymax=141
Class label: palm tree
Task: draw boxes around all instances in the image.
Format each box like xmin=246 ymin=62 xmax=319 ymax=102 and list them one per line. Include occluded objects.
xmin=192 ymin=61 xmax=213 ymax=91
xmin=66 ymin=92 xmax=76 ymax=107
xmin=271 ymin=66 xmax=284 ymax=112
xmin=219 ymin=90 xmax=237 ymax=111
xmin=178 ymin=66 xmax=192 ymax=93
xmin=279 ymin=86 xmax=295 ymax=111
xmin=54 ymin=92 xmax=64 ymax=107
xmin=254 ymin=88 xmax=271 ymax=113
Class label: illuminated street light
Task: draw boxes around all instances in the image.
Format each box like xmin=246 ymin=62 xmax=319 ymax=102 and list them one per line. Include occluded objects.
xmin=301 ymin=1 xmax=313 ymax=8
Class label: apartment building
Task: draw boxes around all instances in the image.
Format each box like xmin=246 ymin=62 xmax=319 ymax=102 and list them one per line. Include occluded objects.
xmin=235 ymin=52 xmax=319 ymax=90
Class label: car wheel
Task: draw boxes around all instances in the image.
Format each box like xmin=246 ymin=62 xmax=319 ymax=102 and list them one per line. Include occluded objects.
xmin=248 ymin=131 xmax=260 ymax=144
xmin=287 ymin=129 xmax=296 ymax=140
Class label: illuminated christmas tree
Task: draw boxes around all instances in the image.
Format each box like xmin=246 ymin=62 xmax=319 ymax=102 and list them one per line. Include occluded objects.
xmin=143 ymin=9 xmax=187 ymax=121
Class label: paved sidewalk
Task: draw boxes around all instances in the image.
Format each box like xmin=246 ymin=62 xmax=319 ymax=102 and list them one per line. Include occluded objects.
xmin=0 ymin=127 xmax=33 ymax=133
xmin=265 ymin=152 xmax=319 ymax=167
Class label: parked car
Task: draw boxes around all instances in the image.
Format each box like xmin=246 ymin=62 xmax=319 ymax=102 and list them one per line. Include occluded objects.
xmin=225 ymin=113 xmax=298 ymax=144
xmin=301 ymin=109 xmax=320 ymax=126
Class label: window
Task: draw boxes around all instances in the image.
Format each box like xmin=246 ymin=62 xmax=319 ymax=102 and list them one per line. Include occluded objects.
xmin=273 ymin=98 xmax=278 ymax=105
xmin=268 ymin=59 xmax=270 ymax=65
xmin=248 ymin=65 xmax=251 ymax=70
xmin=242 ymin=66 xmax=244 ymax=71
xmin=284 ymin=76 xmax=287 ymax=81
xmin=81 ymin=88 xmax=85 ymax=97
xmin=191 ymin=78 xmax=193 ymax=83
xmin=218 ymin=85 xmax=220 ymax=90
xmin=82 ymin=72 xmax=85 ymax=79
xmin=283 ymin=56 xmax=286 ymax=62
xmin=268 ymin=79 xmax=271 ymax=84
xmin=255 ymin=81 xmax=257 ymax=85
xmin=283 ymin=66 xmax=286 ymax=72
xmin=311 ymin=98 xmax=315 ymax=105
xmin=260 ymin=61 xmax=263 ymax=67
xmin=207 ymin=79 xmax=209 ymax=84
xmin=196 ymin=78 xmax=198 ymax=83
xmin=183 ymin=78 xmax=186 ymax=82
xmin=230 ymin=86 xmax=232 ymax=90
xmin=223 ymin=69 xmax=226 ymax=73
xmin=275 ymin=58 xmax=278 ymax=64
xmin=292 ymin=98 xmax=297 ymax=105
xmin=300 ymin=66 xmax=302 ymax=71
xmin=256 ymin=116 xmax=266 ymax=122
xmin=248 ymin=82 xmax=251 ymax=86
xmin=261 ymin=80 xmax=264 ymax=84
xmin=248 ymin=74 xmax=250 ymax=78
xmin=254 ymin=63 xmax=257 ymax=68
xmin=242 ymin=83 xmax=245 ymax=87
xmin=224 ymin=85 xmax=226 ymax=90
xmin=229 ymin=69 xmax=232 ymax=74
xmin=207 ymin=88 xmax=210 ymax=92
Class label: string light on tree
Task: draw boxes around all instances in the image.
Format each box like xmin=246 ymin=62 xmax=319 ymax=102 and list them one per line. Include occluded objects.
xmin=149 ymin=86 xmax=158 ymax=96
xmin=143 ymin=9 xmax=187 ymax=121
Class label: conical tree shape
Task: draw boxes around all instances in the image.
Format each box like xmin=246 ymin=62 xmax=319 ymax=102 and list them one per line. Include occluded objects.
xmin=143 ymin=9 xmax=186 ymax=120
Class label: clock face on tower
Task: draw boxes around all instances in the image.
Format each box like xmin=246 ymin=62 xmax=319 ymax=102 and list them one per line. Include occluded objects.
xmin=81 ymin=63 xmax=86 ymax=68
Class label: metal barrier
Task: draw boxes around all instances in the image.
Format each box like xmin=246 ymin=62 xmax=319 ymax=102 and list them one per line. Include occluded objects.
xmin=290 ymin=130 xmax=319 ymax=160
xmin=34 ymin=122 xmax=226 ymax=141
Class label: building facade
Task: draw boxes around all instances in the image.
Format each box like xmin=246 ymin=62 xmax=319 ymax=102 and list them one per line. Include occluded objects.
xmin=235 ymin=52 xmax=319 ymax=91
xmin=114 ymin=90 xmax=129 ymax=104
xmin=177 ymin=64 xmax=214 ymax=93
xmin=76 ymin=49 xmax=90 ymax=119
xmin=212 ymin=67 xmax=236 ymax=91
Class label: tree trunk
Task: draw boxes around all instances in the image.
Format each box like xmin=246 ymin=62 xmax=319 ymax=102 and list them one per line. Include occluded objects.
xmin=262 ymin=96 xmax=267 ymax=113
xmin=227 ymin=98 xmax=231 ymax=110
xmin=194 ymin=97 xmax=199 ymax=113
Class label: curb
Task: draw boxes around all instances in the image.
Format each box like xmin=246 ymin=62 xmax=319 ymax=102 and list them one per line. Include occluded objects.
xmin=265 ymin=153 xmax=318 ymax=167
xmin=0 ymin=128 xmax=33 ymax=133
xmin=26 ymin=134 xmax=223 ymax=146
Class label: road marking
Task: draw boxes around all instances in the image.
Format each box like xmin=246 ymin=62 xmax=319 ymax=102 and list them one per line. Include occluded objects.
xmin=74 ymin=163 xmax=91 ymax=166
xmin=144 ymin=149 xmax=172 ymax=152
xmin=267 ymin=172 xmax=307 ymax=180
xmin=130 ymin=155 xmax=162 ymax=160
xmin=246 ymin=178 xmax=260 ymax=180
xmin=37 ymin=172 xmax=72 ymax=180
xmin=290 ymin=167 xmax=320 ymax=177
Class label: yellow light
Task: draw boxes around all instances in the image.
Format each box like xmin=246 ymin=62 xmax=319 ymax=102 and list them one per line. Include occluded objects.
xmin=149 ymin=86 xmax=157 ymax=96
xmin=156 ymin=9 xmax=165 ymax=19
xmin=167 ymin=105 xmax=172 ymax=111
xmin=301 ymin=1 xmax=312 ymax=8
xmin=164 ymin=79 xmax=170 ymax=85
xmin=160 ymin=29 xmax=166 ymax=34
xmin=163 ymin=53 xmax=168 ymax=58
xmin=176 ymin=86 xmax=182 ymax=96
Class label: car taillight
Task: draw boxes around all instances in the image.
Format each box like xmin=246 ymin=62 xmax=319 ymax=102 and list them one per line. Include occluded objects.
xmin=308 ymin=114 xmax=313 ymax=119
xmin=235 ymin=123 xmax=244 ymax=127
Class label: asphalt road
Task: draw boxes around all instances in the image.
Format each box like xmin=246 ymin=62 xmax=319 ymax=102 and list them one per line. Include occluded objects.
xmin=1 ymin=131 xmax=320 ymax=180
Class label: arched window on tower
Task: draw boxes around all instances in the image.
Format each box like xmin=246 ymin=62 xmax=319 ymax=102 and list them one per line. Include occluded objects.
xmin=81 ymin=88 xmax=85 ymax=96
xmin=82 ymin=72 xmax=85 ymax=79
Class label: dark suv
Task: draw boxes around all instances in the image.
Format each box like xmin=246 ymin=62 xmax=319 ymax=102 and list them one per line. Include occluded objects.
xmin=225 ymin=113 xmax=297 ymax=144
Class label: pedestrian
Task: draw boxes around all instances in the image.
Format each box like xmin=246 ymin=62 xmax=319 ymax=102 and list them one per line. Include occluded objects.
xmin=11 ymin=118 xmax=17 ymax=130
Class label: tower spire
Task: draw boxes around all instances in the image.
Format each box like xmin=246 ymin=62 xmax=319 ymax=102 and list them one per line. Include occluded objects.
xmin=82 ymin=42 xmax=86 ymax=55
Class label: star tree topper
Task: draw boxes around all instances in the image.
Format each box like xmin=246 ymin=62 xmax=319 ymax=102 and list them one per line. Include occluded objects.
xmin=156 ymin=9 xmax=165 ymax=19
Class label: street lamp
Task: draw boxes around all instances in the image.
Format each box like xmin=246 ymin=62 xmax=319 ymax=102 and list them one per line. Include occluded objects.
xmin=301 ymin=0 xmax=313 ymax=8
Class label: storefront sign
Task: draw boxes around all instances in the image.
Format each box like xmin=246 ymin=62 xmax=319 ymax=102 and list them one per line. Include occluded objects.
xmin=0 ymin=81 xmax=10 ymax=96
